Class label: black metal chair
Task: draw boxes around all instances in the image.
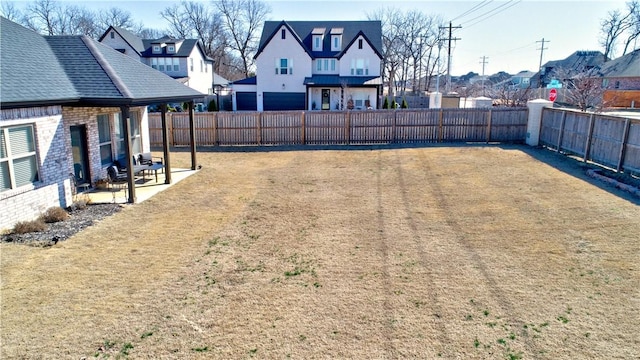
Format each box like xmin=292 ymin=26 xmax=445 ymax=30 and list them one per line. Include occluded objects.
xmin=107 ymin=165 xmax=128 ymax=202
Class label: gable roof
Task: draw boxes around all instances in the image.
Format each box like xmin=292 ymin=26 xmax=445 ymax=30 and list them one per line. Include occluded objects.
xmin=1 ymin=17 xmax=203 ymax=109
xmin=597 ymin=49 xmax=640 ymax=77
xmin=255 ymin=20 xmax=383 ymax=60
xmin=98 ymin=26 xmax=146 ymax=55
xmin=542 ymin=50 xmax=607 ymax=72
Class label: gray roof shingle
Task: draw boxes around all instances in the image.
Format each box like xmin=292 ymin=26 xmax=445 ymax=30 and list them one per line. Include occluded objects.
xmin=597 ymin=49 xmax=640 ymax=77
xmin=1 ymin=17 xmax=203 ymax=109
xmin=256 ymin=20 xmax=383 ymax=59
xmin=1 ymin=17 xmax=79 ymax=106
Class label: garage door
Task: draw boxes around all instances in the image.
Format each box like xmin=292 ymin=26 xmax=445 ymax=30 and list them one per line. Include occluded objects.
xmin=236 ymin=92 xmax=257 ymax=111
xmin=263 ymin=92 xmax=305 ymax=111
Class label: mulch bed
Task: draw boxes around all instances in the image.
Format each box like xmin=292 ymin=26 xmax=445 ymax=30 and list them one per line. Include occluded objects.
xmin=1 ymin=203 xmax=122 ymax=246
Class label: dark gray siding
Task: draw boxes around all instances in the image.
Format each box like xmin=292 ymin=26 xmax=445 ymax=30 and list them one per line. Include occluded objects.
xmin=263 ymin=92 xmax=305 ymax=111
xmin=236 ymin=92 xmax=257 ymax=111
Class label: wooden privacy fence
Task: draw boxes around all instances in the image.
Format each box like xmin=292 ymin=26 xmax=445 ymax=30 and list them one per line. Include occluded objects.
xmin=148 ymin=108 xmax=528 ymax=147
xmin=539 ymin=108 xmax=640 ymax=173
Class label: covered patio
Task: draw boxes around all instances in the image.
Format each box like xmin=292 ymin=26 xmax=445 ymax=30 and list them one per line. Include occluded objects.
xmin=82 ymin=166 xmax=197 ymax=204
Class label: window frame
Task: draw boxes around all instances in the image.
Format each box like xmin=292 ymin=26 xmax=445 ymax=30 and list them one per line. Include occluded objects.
xmin=0 ymin=124 xmax=39 ymax=192
xmin=97 ymin=114 xmax=113 ymax=167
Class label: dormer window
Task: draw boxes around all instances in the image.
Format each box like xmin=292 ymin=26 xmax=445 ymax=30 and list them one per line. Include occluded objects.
xmin=167 ymin=44 xmax=175 ymax=53
xmin=312 ymin=28 xmax=325 ymax=51
xmin=152 ymin=45 xmax=161 ymax=54
xmin=330 ymin=28 xmax=343 ymax=51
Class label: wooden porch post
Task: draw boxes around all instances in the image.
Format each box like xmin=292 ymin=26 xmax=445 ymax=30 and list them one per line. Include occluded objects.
xmin=188 ymin=100 xmax=197 ymax=170
xmin=120 ymin=106 xmax=136 ymax=203
xmin=160 ymin=104 xmax=172 ymax=184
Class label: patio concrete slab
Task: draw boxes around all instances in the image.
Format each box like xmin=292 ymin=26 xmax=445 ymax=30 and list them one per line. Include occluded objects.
xmin=81 ymin=168 xmax=197 ymax=204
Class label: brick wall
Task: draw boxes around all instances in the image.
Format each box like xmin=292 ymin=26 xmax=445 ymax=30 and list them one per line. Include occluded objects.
xmin=0 ymin=106 xmax=70 ymax=231
xmin=0 ymin=105 xmax=147 ymax=231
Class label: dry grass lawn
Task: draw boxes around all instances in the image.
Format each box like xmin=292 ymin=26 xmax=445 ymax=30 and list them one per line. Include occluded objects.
xmin=1 ymin=145 xmax=639 ymax=359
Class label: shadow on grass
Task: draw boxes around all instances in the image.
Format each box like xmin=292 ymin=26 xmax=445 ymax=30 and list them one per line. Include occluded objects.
xmin=161 ymin=142 xmax=640 ymax=206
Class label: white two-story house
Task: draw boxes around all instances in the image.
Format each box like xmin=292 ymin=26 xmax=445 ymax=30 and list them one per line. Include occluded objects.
xmin=99 ymin=26 xmax=214 ymax=96
xmin=232 ymin=20 xmax=383 ymax=111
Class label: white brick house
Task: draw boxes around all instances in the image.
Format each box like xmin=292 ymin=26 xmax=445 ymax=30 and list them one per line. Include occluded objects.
xmin=99 ymin=26 xmax=215 ymax=95
xmin=232 ymin=20 xmax=383 ymax=111
xmin=1 ymin=18 xmax=203 ymax=231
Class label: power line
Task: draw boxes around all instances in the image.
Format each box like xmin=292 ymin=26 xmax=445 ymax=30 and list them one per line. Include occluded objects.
xmin=480 ymin=56 xmax=489 ymax=95
xmin=450 ymin=0 xmax=493 ymax=22
xmin=536 ymin=38 xmax=549 ymax=89
xmin=462 ymin=0 xmax=522 ymax=29
xmin=440 ymin=21 xmax=462 ymax=93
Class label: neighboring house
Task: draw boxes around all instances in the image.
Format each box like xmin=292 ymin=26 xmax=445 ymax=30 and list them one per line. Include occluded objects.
xmin=0 ymin=17 xmax=203 ymax=231
xmin=232 ymin=20 xmax=383 ymax=111
xmin=99 ymin=26 xmax=215 ymax=95
xmin=530 ymin=50 xmax=607 ymax=88
xmin=596 ymin=49 xmax=640 ymax=108
xmin=510 ymin=71 xmax=535 ymax=89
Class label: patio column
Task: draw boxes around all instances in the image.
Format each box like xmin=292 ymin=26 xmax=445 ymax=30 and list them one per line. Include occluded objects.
xmin=120 ymin=106 xmax=136 ymax=203
xmin=160 ymin=104 xmax=172 ymax=184
xmin=188 ymin=100 xmax=197 ymax=170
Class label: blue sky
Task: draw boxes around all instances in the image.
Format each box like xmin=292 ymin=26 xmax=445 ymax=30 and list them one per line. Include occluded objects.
xmin=7 ymin=0 xmax=630 ymax=75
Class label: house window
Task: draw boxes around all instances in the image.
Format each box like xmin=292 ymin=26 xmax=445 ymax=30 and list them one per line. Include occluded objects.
xmin=167 ymin=45 xmax=175 ymax=53
xmin=281 ymin=29 xmax=286 ymax=39
xmin=129 ymin=112 xmax=141 ymax=154
xmin=158 ymin=58 xmax=165 ymax=71
xmin=110 ymin=31 xmax=114 ymax=39
xmin=351 ymin=58 xmax=369 ymax=75
xmin=276 ymin=58 xmax=292 ymax=75
xmin=333 ymin=36 xmax=340 ymax=50
xmin=97 ymin=114 xmax=113 ymax=167
xmin=0 ymin=125 xmax=39 ymax=192
xmin=151 ymin=58 xmax=158 ymax=69
xmin=114 ymin=112 xmax=142 ymax=158
xmin=331 ymin=59 xmax=336 ymax=71
xmin=153 ymin=45 xmax=161 ymax=53
xmin=173 ymin=58 xmax=179 ymax=71
xmin=190 ymin=58 xmax=194 ymax=72
xmin=358 ymin=39 xmax=363 ymax=49
xmin=316 ymin=59 xmax=322 ymax=71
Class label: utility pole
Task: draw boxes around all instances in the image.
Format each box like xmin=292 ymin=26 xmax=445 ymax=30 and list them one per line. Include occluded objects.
xmin=479 ymin=56 xmax=488 ymax=96
xmin=536 ymin=38 xmax=549 ymax=96
xmin=440 ymin=22 xmax=461 ymax=94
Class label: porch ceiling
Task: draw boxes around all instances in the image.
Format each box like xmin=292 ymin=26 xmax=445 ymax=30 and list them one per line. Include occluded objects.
xmin=304 ymin=75 xmax=382 ymax=87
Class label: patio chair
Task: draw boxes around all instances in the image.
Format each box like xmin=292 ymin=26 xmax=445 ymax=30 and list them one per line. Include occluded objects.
xmin=137 ymin=152 xmax=163 ymax=166
xmin=107 ymin=165 xmax=128 ymax=202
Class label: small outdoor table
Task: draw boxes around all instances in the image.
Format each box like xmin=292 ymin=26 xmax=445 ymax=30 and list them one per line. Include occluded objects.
xmin=145 ymin=163 xmax=164 ymax=182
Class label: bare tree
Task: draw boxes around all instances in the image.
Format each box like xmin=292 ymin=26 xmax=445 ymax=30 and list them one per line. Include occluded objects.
xmin=600 ymin=1 xmax=640 ymax=60
xmin=214 ymin=0 xmax=271 ymax=78
xmin=552 ymin=67 xmax=605 ymax=111
xmin=95 ymin=7 xmax=136 ymax=34
xmin=161 ymin=1 xmax=230 ymax=77
xmin=1 ymin=2 xmax=23 ymax=22
xmin=24 ymin=0 xmax=59 ymax=35
xmin=368 ymin=7 xmax=404 ymax=97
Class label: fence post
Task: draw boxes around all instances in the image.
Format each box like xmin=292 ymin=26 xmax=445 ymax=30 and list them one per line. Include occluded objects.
xmin=213 ymin=112 xmax=218 ymax=146
xmin=526 ymin=99 xmax=553 ymax=146
xmin=486 ymin=109 xmax=492 ymax=143
xmin=346 ymin=111 xmax=351 ymax=145
xmin=257 ymin=112 xmax=262 ymax=145
xmin=616 ymin=118 xmax=631 ymax=172
xmin=301 ymin=111 xmax=306 ymax=145
xmin=583 ymin=113 xmax=596 ymax=162
xmin=438 ymin=108 xmax=444 ymax=142
xmin=168 ymin=113 xmax=174 ymax=146
xmin=556 ymin=111 xmax=567 ymax=152
xmin=392 ymin=110 xmax=397 ymax=143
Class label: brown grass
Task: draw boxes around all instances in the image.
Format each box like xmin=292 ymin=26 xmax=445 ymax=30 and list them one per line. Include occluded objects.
xmin=1 ymin=146 xmax=639 ymax=359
